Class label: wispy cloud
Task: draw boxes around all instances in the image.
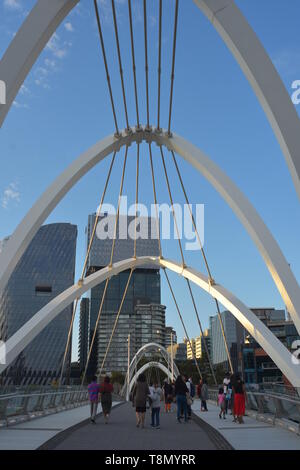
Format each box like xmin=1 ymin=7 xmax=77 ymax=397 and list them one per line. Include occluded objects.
xmin=3 ymin=0 xmax=22 ymax=11
xmin=272 ymin=49 xmax=300 ymax=79
xmin=1 ymin=182 xmax=21 ymax=209
xmin=13 ymin=100 xmax=29 ymax=108
xmin=64 ymin=22 xmax=74 ymax=33
xmin=46 ymin=32 xmax=68 ymax=59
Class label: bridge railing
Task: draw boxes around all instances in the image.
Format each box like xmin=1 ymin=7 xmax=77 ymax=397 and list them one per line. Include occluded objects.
xmin=0 ymin=387 xmax=89 ymax=426
xmin=208 ymin=387 xmax=300 ymax=429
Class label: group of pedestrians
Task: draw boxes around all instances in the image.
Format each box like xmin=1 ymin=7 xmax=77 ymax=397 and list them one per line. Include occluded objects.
xmin=88 ymin=371 xmax=247 ymax=428
xmin=130 ymin=373 xmax=197 ymax=428
xmin=196 ymin=378 xmax=209 ymax=411
xmin=217 ymin=372 xmax=247 ymax=424
xmin=88 ymin=375 xmax=114 ymax=424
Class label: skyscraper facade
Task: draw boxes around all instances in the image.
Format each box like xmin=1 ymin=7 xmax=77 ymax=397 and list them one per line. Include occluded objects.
xmin=85 ymin=214 xmax=164 ymax=375
xmin=210 ymin=310 xmax=245 ymax=372
xmin=79 ymin=298 xmax=90 ymax=375
xmin=0 ymin=224 xmax=77 ymax=385
xmin=165 ymin=327 xmax=177 ymax=349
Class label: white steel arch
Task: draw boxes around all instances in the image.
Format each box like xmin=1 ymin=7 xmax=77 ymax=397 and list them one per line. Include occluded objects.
xmin=121 ymin=343 xmax=180 ymax=397
xmin=128 ymin=342 xmax=180 ymax=379
xmin=0 ymin=0 xmax=299 ymax=199
xmin=1 ymin=256 xmax=300 ymax=387
xmin=129 ymin=361 xmax=175 ymax=394
xmin=0 ymin=128 xmax=299 ymax=335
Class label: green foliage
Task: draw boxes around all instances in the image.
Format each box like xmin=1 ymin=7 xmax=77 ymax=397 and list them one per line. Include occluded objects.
xmin=110 ymin=371 xmax=126 ymax=385
xmin=176 ymin=358 xmax=227 ymax=386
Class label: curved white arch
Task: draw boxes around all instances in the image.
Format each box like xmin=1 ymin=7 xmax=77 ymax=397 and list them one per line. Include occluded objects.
xmin=0 ymin=128 xmax=299 ymax=334
xmin=129 ymin=362 xmax=177 ymax=394
xmin=1 ymin=0 xmax=299 ymax=199
xmin=0 ymin=0 xmax=79 ymax=126
xmin=193 ymin=0 xmax=300 ymax=200
xmin=121 ymin=342 xmax=180 ymax=397
xmin=128 ymin=342 xmax=179 ymax=379
xmin=1 ymin=256 xmax=300 ymax=387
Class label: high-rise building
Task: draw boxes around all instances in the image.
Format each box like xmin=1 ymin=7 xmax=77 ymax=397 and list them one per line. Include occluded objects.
xmin=165 ymin=327 xmax=177 ymax=349
xmin=241 ymin=309 xmax=299 ymax=384
xmin=85 ymin=214 xmax=163 ymax=374
xmin=134 ymin=303 xmax=166 ymax=351
xmin=184 ymin=337 xmax=196 ymax=360
xmin=78 ymin=298 xmax=90 ymax=375
xmin=167 ymin=343 xmax=187 ymax=363
xmin=210 ymin=310 xmax=245 ymax=372
xmin=184 ymin=330 xmax=211 ymax=360
xmin=0 ymin=224 xmax=77 ymax=385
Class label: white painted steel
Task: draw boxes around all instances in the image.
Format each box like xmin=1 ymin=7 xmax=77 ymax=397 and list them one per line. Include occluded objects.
xmin=193 ymin=0 xmax=300 ymax=199
xmin=129 ymin=361 xmax=176 ymax=394
xmin=1 ymin=256 xmax=300 ymax=387
xmin=0 ymin=128 xmax=298 ymax=335
xmin=122 ymin=342 xmax=180 ymax=397
xmin=0 ymin=0 xmax=79 ymax=127
xmin=1 ymin=0 xmax=299 ymax=199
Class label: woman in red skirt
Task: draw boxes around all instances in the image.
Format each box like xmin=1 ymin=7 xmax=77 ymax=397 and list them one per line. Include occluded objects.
xmin=233 ymin=375 xmax=247 ymax=424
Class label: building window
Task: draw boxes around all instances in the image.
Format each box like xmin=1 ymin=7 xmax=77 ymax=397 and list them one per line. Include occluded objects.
xmin=35 ymin=285 xmax=52 ymax=296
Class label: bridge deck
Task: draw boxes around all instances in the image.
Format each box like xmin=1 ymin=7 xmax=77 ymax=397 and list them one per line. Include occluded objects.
xmin=42 ymin=402 xmax=220 ymax=451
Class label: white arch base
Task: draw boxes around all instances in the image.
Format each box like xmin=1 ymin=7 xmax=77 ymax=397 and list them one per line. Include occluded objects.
xmin=0 ymin=128 xmax=299 ymax=336
xmin=1 ymin=256 xmax=300 ymax=388
xmin=1 ymin=0 xmax=299 ymax=199
xmin=121 ymin=342 xmax=180 ymax=398
xmin=129 ymin=361 xmax=177 ymax=395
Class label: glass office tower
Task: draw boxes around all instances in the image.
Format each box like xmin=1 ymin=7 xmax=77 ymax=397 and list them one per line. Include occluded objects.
xmin=0 ymin=224 xmax=77 ymax=385
xmin=85 ymin=214 xmax=164 ymax=375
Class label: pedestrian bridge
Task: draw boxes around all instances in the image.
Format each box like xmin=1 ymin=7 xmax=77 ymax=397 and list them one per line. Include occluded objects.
xmin=1 ymin=386 xmax=300 ymax=450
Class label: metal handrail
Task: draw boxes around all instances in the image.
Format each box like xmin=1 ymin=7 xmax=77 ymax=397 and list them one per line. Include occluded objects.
xmin=0 ymin=387 xmax=89 ymax=424
xmin=208 ymin=387 xmax=300 ymax=429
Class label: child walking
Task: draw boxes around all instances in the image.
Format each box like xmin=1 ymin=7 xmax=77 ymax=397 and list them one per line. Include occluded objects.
xmin=151 ymin=383 xmax=163 ymax=429
xmin=218 ymin=387 xmax=226 ymax=419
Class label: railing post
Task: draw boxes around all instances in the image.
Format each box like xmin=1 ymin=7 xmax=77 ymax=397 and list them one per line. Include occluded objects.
xmin=34 ymin=394 xmax=45 ymax=412
xmin=21 ymin=395 xmax=30 ymax=417
xmin=272 ymin=397 xmax=284 ymax=424
xmin=256 ymin=395 xmax=265 ymax=414
xmin=0 ymin=398 xmax=9 ymax=424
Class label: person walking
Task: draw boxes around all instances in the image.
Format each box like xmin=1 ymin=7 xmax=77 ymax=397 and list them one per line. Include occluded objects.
xmin=230 ymin=373 xmax=238 ymax=422
xmin=163 ymin=379 xmax=173 ymax=413
xmin=88 ymin=375 xmax=100 ymax=424
xmin=150 ymin=383 xmax=163 ymax=429
xmin=200 ymin=378 xmax=208 ymax=411
xmin=218 ymin=386 xmax=226 ymax=419
xmin=175 ymin=375 xmax=188 ymax=423
xmin=197 ymin=379 xmax=203 ymax=400
xmin=185 ymin=375 xmax=191 ymax=419
xmin=223 ymin=372 xmax=231 ymax=414
xmin=133 ymin=374 xmax=150 ymax=429
xmin=233 ymin=375 xmax=247 ymax=424
xmin=225 ymin=382 xmax=233 ymax=415
xmin=100 ymin=376 xmax=114 ymax=424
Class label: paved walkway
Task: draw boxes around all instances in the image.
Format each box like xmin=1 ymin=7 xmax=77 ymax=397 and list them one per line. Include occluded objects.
xmin=0 ymin=402 xmax=120 ymax=450
xmin=192 ymin=400 xmax=300 ymax=451
xmin=44 ymin=402 xmax=219 ymax=450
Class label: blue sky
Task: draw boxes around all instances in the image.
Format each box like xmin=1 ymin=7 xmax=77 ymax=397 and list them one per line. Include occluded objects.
xmin=0 ymin=0 xmax=299 ymax=361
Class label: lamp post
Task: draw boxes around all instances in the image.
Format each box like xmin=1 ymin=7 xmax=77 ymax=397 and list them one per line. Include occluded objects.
xmin=126 ymin=333 xmax=130 ymax=402
xmin=171 ymin=332 xmax=174 ymax=381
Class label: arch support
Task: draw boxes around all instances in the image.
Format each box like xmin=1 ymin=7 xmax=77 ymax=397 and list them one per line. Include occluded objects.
xmin=1 ymin=0 xmax=299 ymax=199
xmin=129 ymin=361 xmax=177 ymax=394
xmin=1 ymin=256 xmax=300 ymax=387
xmin=121 ymin=342 xmax=180 ymax=397
xmin=193 ymin=0 xmax=300 ymax=199
xmin=0 ymin=0 xmax=80 ymax=126
xmin=0 ymin=127 xmax=299 ymax=335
